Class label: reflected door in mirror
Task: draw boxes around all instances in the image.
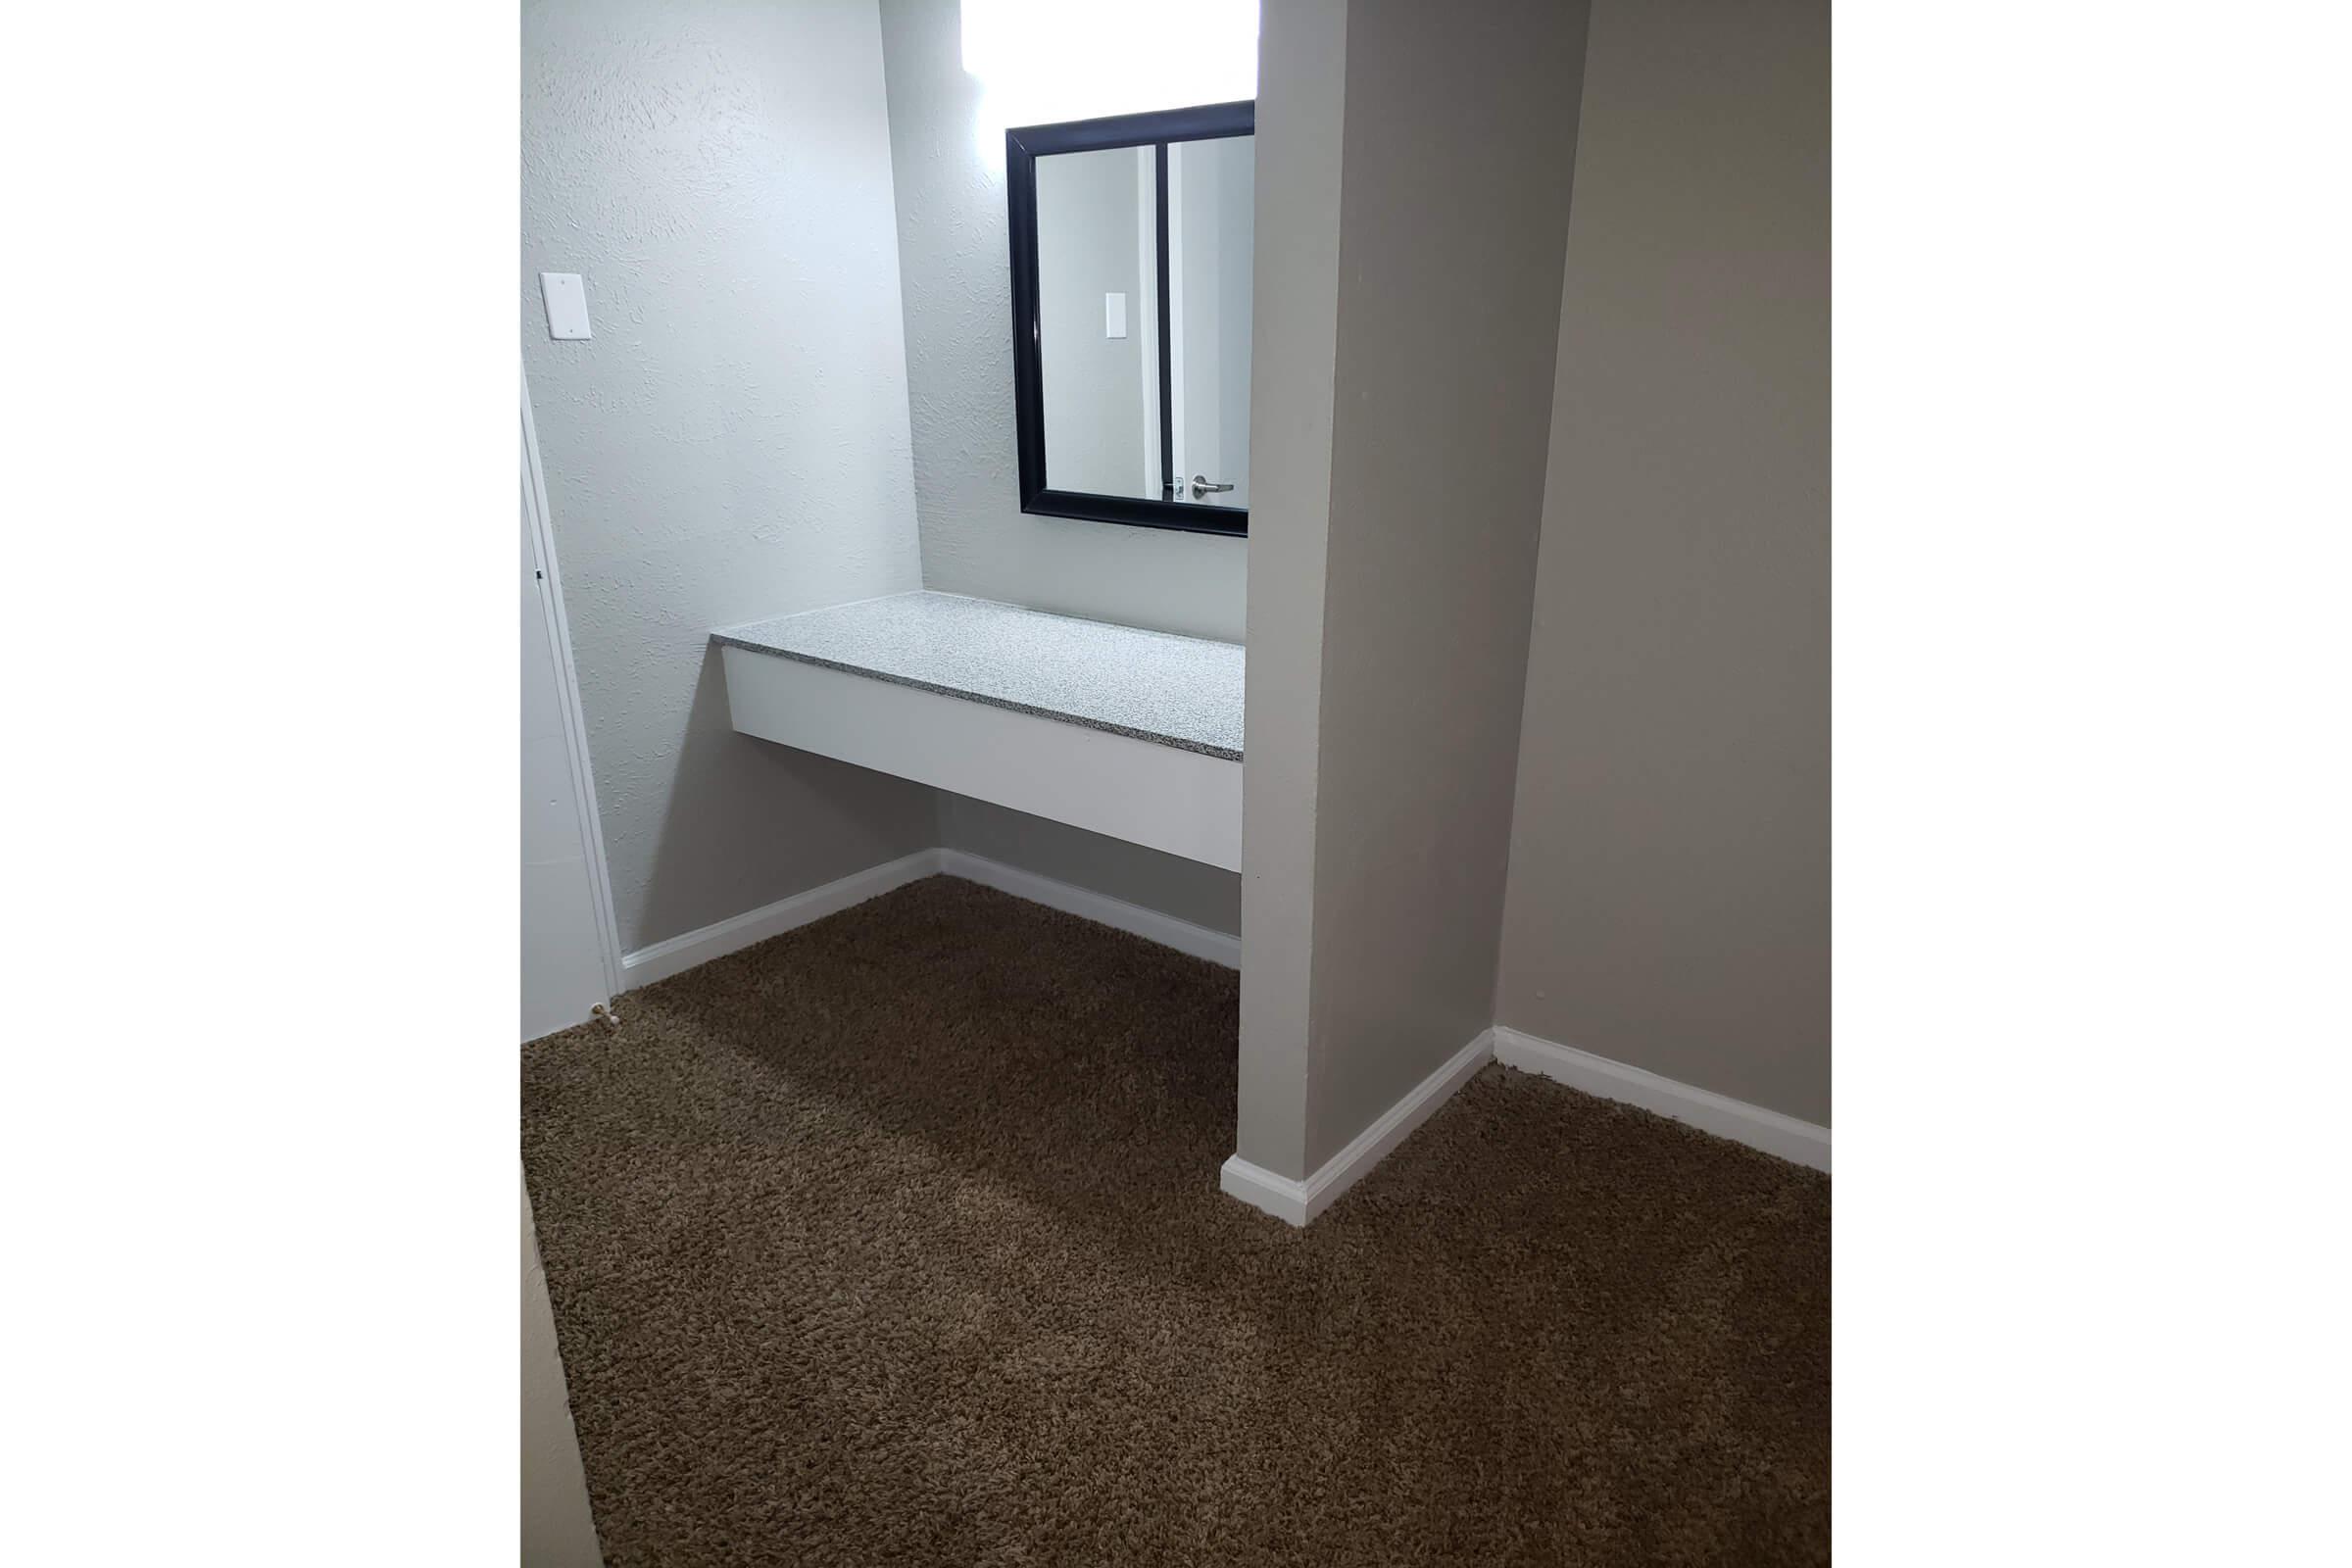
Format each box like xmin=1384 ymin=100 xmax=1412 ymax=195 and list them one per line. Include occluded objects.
xmin=1167 ymin=134 xmax=1252 ymax=511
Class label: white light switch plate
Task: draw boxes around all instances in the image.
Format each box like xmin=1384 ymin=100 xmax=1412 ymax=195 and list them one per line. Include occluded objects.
xmin=1104 ymin=291 xmax=1127 ymax=339
xmin=540 ymin=272 xmax=591 ymax=340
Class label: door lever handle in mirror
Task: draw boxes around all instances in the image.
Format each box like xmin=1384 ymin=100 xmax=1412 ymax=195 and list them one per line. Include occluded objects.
xmin=1190 ymin=475 xmax=1237 ymax=498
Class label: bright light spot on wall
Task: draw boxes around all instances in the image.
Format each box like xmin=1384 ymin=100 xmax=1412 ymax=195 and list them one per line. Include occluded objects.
xmin=961 ymin=0 xmax=1258 ymax=163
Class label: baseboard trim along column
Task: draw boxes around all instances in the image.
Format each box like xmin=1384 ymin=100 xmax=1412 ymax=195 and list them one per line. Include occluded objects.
xmin=1220 ymin=1022 xmax=1833 ymax=1226
xmin=1493 ymin=1025 xmax=1833 ymax=1173
xmin=1219 ymin=1030 xmax=1496 ymax=1227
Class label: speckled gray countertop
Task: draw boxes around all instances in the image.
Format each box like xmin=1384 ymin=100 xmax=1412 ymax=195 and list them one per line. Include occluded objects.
xmin=713 ymin=592 xmax=1244 ymax=760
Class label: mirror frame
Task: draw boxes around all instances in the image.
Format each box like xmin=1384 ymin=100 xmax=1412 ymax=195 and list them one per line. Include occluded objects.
xmin=1005 ymin=100 xmax=1255 ymax=537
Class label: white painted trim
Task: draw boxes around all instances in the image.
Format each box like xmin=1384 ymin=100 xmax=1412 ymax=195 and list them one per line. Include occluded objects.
xmin=1220 ymin=1022 xmax=1831 ymax=1227
xmin=1220 ymin=1030 xmax=1494 ymax=1226
xmin=620 ymin=846 xmax=1241 ymax=992
xmin=522 ymin=364 xmax=626 ymax=1000
xmin=1493 ymin=1025 xmax=1832 ymax=1173
xmin=620 ymin=850 xmax=944 ymax=988
xmin=939 ymin=850 xmax=1239 ymax=968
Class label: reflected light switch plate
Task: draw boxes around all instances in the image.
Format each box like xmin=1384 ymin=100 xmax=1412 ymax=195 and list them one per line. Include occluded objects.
xmin=540 ymin=272 xmax=591 ymax=340
xmin=1104 ymin=292 xmax=1127 ymax=339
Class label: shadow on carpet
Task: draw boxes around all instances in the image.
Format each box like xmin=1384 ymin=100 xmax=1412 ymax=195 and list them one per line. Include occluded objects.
xmin=521 ymin=875 xmax=1830 ymax=1566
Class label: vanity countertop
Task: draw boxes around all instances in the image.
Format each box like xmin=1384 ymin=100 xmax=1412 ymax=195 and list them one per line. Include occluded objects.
xmin=712 ymin=591 xmax=1244 ymax=761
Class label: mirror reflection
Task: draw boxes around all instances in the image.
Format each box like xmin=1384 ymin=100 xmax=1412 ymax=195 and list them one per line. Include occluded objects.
xmin=1036 ymin=136 xmax=1253 ymax=509
xmin=1010 ymin=106 xmax=1254 ymax=531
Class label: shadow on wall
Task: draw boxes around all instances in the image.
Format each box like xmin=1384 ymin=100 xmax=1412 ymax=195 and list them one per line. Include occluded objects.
xmin=629 ymin=646 xmax=936 ymax=956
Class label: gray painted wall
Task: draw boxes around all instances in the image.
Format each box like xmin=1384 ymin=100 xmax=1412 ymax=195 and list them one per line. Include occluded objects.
xmin=877 ymin=0 xmax=1242 ymax=933
xmin=1240 ymin=0 xmax=1590 ymax=1178
xmin=1301 ymin=0 xmax=1590 ymax=1171
xmin=522 ymin=0 xmax=937 ymax=955
xmin=1495 ymin=0 xmax=1831 ymax=1126
xmin=1235 ymin=0 xmax=1351 ymax=1178
xmin=938 ymin=795 xmax=1243 ymax=933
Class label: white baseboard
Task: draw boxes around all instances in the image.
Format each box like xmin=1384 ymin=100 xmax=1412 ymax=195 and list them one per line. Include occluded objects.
xmin=1492 ymin=1025 xmax=1832 ymax=1173
xmin=1222 ymin=1024 xmax=1831 ymax=1226
xmin=938 ymin=848 xmax=1241 ymax=968
xmin=1220 ymin=1029 xmax=1494 ymax=1226
xmin=620 ymin=850 xmax=944 ymax=987
xmin=619 ymin=847 xmax=1241 ymax=989
xmin=617 ymin=858 xmax=1829 ymax=1200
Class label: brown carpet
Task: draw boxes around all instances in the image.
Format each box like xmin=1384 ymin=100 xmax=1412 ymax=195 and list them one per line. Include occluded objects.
xmin=521 ymin=876 xmax=1830 ymax=1566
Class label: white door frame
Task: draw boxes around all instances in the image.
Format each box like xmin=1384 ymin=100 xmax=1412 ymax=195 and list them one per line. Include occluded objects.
xmin=522 ymin=363 xmax=626 ymax=1000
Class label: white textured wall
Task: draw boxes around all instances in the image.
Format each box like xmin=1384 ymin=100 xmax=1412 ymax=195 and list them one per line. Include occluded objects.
xmin=522 ymin=0 xmax=938 ymax=954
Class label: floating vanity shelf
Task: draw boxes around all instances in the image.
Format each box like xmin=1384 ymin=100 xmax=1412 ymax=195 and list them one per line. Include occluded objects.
xmin=714 ymin=592 xmax=1244 ymax=870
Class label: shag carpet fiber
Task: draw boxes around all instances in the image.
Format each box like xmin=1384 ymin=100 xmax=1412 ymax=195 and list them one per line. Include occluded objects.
xmin=521 ymin=876 xmax=1830 ymax=1565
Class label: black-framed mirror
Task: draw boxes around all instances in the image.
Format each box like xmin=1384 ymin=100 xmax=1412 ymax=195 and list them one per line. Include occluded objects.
xmin=1006 ymin=101 xmax=1254 ymax=536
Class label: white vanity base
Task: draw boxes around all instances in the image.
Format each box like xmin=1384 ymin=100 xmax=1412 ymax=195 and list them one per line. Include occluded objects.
xmin=720 ymin=645 xmax=1244 ymax=871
